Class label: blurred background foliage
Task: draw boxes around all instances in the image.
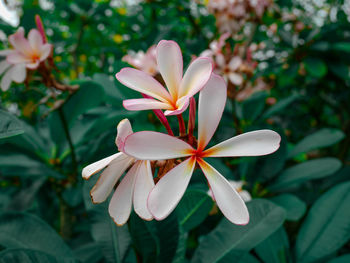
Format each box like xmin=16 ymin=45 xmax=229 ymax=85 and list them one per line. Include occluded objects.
xmin=0 ymin=0 xmax=349 ymax=262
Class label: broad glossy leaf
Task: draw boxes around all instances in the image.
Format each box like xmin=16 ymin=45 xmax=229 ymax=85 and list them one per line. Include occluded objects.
xmin=296 ymin=182 xmax=350 ymax=262
xmin=90 ymin=205 xmax=131 ymax=263
xmin=270 ymin=194 xmax=306 ymax=221
xmin=269 ymin=158 xmax=342 ymax=190
xmin=328 ymin=254 xmax=350 ymax=263
xmin=288 ymin=129 xmax=345 ymax=159
xmin=192 ymin=199 xmax=286 ymax=263
xmin=73 ymin=243 xmax=103 ymax=263
xmin=255 ymin=227 xmax=290 ymax=263
xmin=0 ymin=212 xmax=73 ymax=259
xmin=0 ymin=110 xmax=23 ymax=139
xmin=175 ymin=190 xmax=213 ymax=231
xmin=304 ymin=57 xmax=327 ymax=78
xmin=0 ymin=248 xmax=77 ymax=263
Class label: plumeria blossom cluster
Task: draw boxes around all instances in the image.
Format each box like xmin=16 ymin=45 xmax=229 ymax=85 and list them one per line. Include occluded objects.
xmin=122 ymin=45 xmax=158 ymax=76
xmin=200 ymin=33 xmax=271 ymax=101
xmin=206 ymin=0 xmax=273 ymax=35
xmin=83 ymin=40 xmax=281 ymax=225
xmin=0 ymin=16 xmax=52 ymax=91
xmin=0 ymin=15 xmax=78 ymax=94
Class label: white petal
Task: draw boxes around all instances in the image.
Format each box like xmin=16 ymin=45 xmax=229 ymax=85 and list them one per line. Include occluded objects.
xmin=178 ymin=57 xmax=213 ymax=98
xmin=204 ymin=130 xmax=281 ymax=157
xmin=26 ymin=61 xmax=40 ymax=69
xmin=1 ymin=69 xmax=12 ymax=91
xmin=90 ymin=153 xmax=134 ymax=203
xmin=8 ymin=27 xmax=32 ymax=55
xmin=6 ymin=52 xmax=31 ymax=64
xmin=0 ymin=50 xmax=14 ymax=56
xmin=164 ymin=96 xmax=189 ymax=116
xmin=124 ymin=131 xmax=193 ymax=160
xmin=116 ymin=67 xmax=172 ymax=103
xmin=157 ymin=40 xmax=183 ymax=98
xmin=228 ymin=56 xmax=242 ymax=71
xmin=108 ymin=162 xmax=139 ymax=225
xmin=10 ymin=63 xmax=26 ymax=83
xmin=228 ymin=72 xmax=243 ymax=86
xmin=198 ymin=159 xmax=249 ymax=225
xmin=123 ymin=98 xmax=172 ymax=111
xmin=115 ymin=119 xmax=133 ymax=151
xmin=39 ymin=43 xmax=52 ymax=61
xmin=197 ymin=74 xmax=227 ymax=150
xmin=28 ymin=29 xmax=43 ymax=52
xmin=82 ymin=152 xmax=121 ymax=180
xmin=0 ymin=60 xmax=11 ymax=75
xmin=133 ymin=160 xmax=154 ymax=220
xmin=148 ymin=157 xmax=196 ymax=220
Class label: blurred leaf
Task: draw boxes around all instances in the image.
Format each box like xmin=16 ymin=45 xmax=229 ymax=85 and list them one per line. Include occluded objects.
xmin=269 ymin=158 xmax=342 ymax=190
xmin=90 ymin=205 xmax=131 ymax=263
xmin=92 ymin=73 xmax=125 ymax=104
xmin=332 ymin=42 xmax=350 ymax=52
xmin=73 ymin=243 xmax=103 ymax=263
xmin=255 ymin=227 xmax=290 ymax=263
xmin=241 ymin=92 xmax=267 ymax=122
xmin=262 ymin=94 xmax=299 ymax=119
xmin=296 ymin=181 xmax=350 ymax=262
xmin=0 ymin=110 xmax=24 ymax=139
xmin=175 ymin=190 xmax=213 ymax=231
xmin=288 ymin=128 xmax=345 ymax=159
xmin=304 ymin=57 xmax=327 ymax=78
xmin=328 ymin=254 xmax=350 ymax=263
xmin=172 ymin=230 xmax=188 ymax=263
xmin=0 ymin=248 xmax=76 ymax=263
xmin=0 ymin=212 xmax=74 ymax=259
xmin=192 ymin=199 xmax=286 ymax=263
xmin=270 ymin=194 xmax=306 ymax=221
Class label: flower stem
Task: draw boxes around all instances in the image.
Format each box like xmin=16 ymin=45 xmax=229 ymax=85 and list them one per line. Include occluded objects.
xmin=58 ymin=107 xmax=78 ymax=183
xmin=177 ymin=114 xmax=186 ymax=136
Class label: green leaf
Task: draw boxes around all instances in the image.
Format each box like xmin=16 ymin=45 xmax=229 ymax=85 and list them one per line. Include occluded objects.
xmin=269 ymin=158 xmax=342 ymax=190
xmin=0 ymin=212 xmax=74 ymax=259
xmin=90 ymin=205 xmax=131 ymax=263
xmin=0 ymin=248 xmax=77 ymax=263
xmin=241 ymin=91 xmax=267 ymax=122
xmin=175 ymin=190 xmax=213 ymax=231
xmin=73 ymin=243 xmax=104 ymax=263
xmin=332 ymin=42 xmax=350 ymax=52
xmin=255 ymin=227 xmax=290 ymax=263
xmin=192 ymin=199 xmax=286 ymax=263
xmin=304 ymin=57 xmax=327 ymax=78
xmin=262 ymin=94 xmax=299 ymax=119
xmin=288 ymin=129 xmax=345 ymax=159
xmin=0 ymin=110 xmax=24 ymax=139
xmin=328 ymin=254 xmax=350 ymax=263
xmin=270 ymin=194 xmax=306 ymax=221
xmin=296 ymin=181 xmax=350 ymax=262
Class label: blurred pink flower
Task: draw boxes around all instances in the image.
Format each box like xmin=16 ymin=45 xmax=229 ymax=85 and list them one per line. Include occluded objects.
xmin=116 ymin=40 xmax=212 ymax=115
xmin=123 ymin=74 xmax=281 ymax=224
xmin=82 ymin=119 xmax=154 ymax=226
xmin=122 ymin=45 xmax=158 ymax=76
xmin=0 ymin=60 xmax=26 ymax=91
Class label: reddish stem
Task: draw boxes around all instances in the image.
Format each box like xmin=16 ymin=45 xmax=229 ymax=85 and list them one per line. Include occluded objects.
xmin=188 ymin=97 xmax=196 ymax=144
xmin=141 ymin=94 xmax=174 ymax=136
xmin=177 ymin=114 xmax=186 ymax=136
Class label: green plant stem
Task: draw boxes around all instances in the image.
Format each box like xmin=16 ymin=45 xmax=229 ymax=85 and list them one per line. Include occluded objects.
xmin=59 ymin=196 xmax=72 ymax=240
xmin=58 ymin=107 xmax=78 ymax=183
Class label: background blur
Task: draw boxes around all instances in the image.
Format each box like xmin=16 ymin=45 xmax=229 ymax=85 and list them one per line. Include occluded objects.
xmin=0 ymin=0 xmax=349 ymax=262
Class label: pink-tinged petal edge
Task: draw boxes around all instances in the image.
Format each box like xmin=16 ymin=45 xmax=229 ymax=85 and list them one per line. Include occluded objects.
xmin=147 ymin=157 xmax=196 ymax=220
xmin=108 ymin=161 xmax=139 ymax=226
xmin=197 ymin=73 xmax=227 ymax=150
xmin=123 ymin=131 xmax=193 ymax=160
xmin=115 ymin=119 xmax=133 ymax=152
xmin=164 ymin=96 xmax=190 ymax=116
xmin=198 ymin=159 xmax=249 ymax=225
xmin=156 ymin=40 xmax=183 ymax=99
xmin=203 ymin=130 xmax=281 ymax=157
xmin=115 ymin=67 xmax=172 ymax=103
xmin=133 ymin=160 xmax=154 ymax=221
xmin=123 ymin=98 xmax=172 ymax=111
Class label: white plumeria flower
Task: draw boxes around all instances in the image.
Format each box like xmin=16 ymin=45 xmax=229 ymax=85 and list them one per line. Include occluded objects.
xmin=82 ymin=119 xmax=154 ymax=226
xmin=208 ymin=180 xmax=252 ymax=202
xmin=116 ymin=40 xmax=212 ymax=115
xmin=0 ymin=60 xmax=26 ymax=91
xmin=2 ymin=27 xmax=52 ymax=69
xmin=123 ymin=74 xmax=281 ymax=225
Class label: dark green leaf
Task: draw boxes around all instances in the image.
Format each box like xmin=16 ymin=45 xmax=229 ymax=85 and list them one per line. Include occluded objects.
xmin=262 ymin=94 xmax=299 ymax=119
xmin=175 ymin=190 xmax=213 ymax=231
xmin=269 ymin=158 xmax=342 ymax=190
xmin=296 ymin=181 xmax=350 ymax=262
xmin=304 ymin=57 xmax=327 ymax=78
xmin=0 ymin=110 xmax=24 ymax=139
xmin=288 ymin=129 xmax=345 ymax=159
xmin=270 ymin=194 xmax=306 ymax=221
xmin=73 ymin=243 xmax=103 ymax=263
xmin=192 ymin=199 xmax=286 ymax=263
xmin=0 ymin=212 xmax=74 ymax=259
xmin=328 ymin=254 xmax=350 ymax=263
